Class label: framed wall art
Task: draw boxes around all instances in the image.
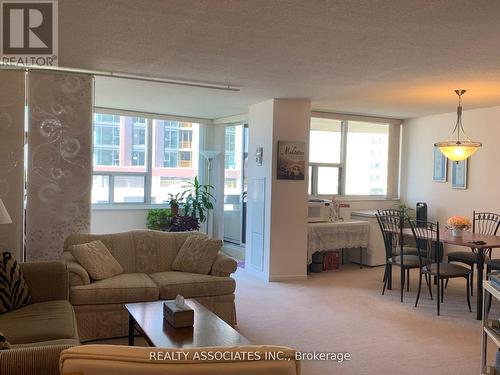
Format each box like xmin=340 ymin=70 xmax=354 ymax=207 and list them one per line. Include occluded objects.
xmin=277 ymin=141 xmax=305 ymax=180
xmin=451 ymin=159 xmax=467 ymax=189
xmin=432 ymin=146 xmax=447 ymax=182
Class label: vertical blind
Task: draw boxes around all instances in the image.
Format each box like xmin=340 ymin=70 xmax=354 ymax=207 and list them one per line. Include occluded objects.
xmin=25 ymin=71 xmax=94 ymax=261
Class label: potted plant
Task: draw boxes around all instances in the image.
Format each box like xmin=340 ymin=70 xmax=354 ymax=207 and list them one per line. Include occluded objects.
xmin=394 ymin=202 xmax=414 ymax=219
xmin=146 ymin=208 xmax=172 ymax=231
xmin=168 ymin=191 xmax=186 ymax=216
xmin=169 ymin=215 xmax=200 ymax=232
xmin=182 ymin=176 xmax=215 ymax=223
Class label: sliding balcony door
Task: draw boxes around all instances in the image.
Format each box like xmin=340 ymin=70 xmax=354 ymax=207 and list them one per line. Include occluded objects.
xmin=223 ymin=124 xmax=248 ymax=245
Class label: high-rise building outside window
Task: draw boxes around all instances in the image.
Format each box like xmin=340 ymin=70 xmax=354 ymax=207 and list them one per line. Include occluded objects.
xmin=91 ymin=112 xmax=199 ymax=205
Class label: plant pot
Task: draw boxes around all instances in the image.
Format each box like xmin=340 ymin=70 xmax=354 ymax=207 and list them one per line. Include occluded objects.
xmin=451 ymin=228 xmax=463 ymax=237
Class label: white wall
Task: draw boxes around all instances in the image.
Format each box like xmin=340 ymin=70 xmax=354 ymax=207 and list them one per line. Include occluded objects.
xmin=245 ymin=99 xmax=311 ymax=281
xmin=91 ymin=209 xmax=148 ymax=234
xmin=401 ymin=105 xmax=500 ymax=226
xmin=245 ymin=100 xmax=274 ymax=280
xmin=269 ymin=99 xmax=310 ymax=280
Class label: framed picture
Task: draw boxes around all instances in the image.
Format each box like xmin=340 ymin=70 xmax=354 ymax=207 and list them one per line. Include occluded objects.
xmin=277 ymin=141 xmax=305 ymax=180
xmin=433 ymin=147 xmax=447 ymax=182
xmin=451 ymin=159 xmax=467 ymax=189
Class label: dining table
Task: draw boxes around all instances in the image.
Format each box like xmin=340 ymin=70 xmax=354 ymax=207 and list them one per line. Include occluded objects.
xmin=403 ymin=228 xmax=500 ymax=320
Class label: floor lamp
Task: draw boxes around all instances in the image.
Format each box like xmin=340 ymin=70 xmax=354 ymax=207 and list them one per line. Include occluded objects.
xmin=200 ymin=150 xmax=220 ymax=237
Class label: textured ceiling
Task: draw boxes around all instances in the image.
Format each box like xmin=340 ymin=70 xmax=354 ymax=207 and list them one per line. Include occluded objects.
xmin=59 ymin=0 xmax=500 ymax=119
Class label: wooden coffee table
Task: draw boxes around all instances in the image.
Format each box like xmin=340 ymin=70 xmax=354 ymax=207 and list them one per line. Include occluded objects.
xmin=125 ymin=299 xmax=249 ymax=348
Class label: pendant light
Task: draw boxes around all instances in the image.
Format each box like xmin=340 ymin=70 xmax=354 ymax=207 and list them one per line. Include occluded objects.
xmin=434 ymin=89 xmax=481 ymax=161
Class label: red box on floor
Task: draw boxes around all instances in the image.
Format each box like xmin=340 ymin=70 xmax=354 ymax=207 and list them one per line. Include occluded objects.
xmin=322 ymin=250 xmax=340 ymax=270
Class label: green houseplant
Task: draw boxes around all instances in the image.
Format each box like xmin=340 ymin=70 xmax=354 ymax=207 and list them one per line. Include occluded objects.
xmin=182 ymin=176 xmax=215 ymax=223
xmin=394 ymin=202 xmax=414 ymax=219
xmin=146 ymin=208 xmax=172 ymax=231
xmin=168 ymin=191 xmax=186 ymax=216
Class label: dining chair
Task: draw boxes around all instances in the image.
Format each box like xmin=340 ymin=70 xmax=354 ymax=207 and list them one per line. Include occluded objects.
xmin=409 ymin=219 xmax=471 ymax=315
xmin=376 ymin=211 xmax=421 ymax=303
xmin=447 ymin=211 xmax=500 ymax=296
xmin=376 ymin=209 xmax=420 ymax=257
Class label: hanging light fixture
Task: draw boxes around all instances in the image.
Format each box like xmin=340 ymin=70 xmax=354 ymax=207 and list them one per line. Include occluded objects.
xmin=434 ymin=89 xmax=482 ymax=162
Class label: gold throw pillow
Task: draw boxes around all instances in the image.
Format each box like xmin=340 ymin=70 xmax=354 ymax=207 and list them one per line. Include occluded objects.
xmin=172 ymin=236 xmax=222 ymax=274
xmin=70 ymin=240 xmax=123 ymax=281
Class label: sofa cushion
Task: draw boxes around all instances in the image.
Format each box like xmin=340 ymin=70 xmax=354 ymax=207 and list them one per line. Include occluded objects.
xmin=70 ymin=240 xmax=123 ymax=281
xmin=0 ymin=251 xmax=31 ymax=314
xmin=171 ymin=236 xmax=222 ymax=274
xmin=0 ymin=300 xmax=77 ymax=345
xmin=70 ymin=273 xmax=159 ymax=305
xmin=149 ymin=271 xmax=235 ymax=300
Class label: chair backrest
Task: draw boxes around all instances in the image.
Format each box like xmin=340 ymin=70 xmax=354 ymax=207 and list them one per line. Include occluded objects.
xmin=377 ymin=209 xmax=402 ymax=217
xmin=408 ymin=219 xmax=441 ymax=269
xmin=473 ymin=211 xmax=500 ymax=236
xmin=376 ymin=211 xmax=404 ymax=260
xmin=60 ymin=345 xmax=301 ymax=375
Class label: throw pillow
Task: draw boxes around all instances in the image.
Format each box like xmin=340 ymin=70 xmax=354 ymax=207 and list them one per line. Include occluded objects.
xmin=70 ymin=240 xmax=123 ymax=281
xmin=0 ymin=251 xmax=31 ymax=314
xmin=0 ymin=331 xmax=10 ymax=349
xmin=172 ymin=236 xmax=222 ymax=274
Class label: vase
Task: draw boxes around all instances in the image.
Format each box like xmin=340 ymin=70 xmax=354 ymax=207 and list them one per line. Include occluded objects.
xmin=451 ymin=228 xmax=463 ymax=237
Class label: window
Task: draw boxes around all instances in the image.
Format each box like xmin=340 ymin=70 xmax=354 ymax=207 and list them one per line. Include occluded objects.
xmin=151 ymin=119 xmax=199 ymax=204
xmin=93 ymin=114 xmax=120 ymax=167
xmin=92 ymin=175 xmax=110 ymax=204
xmin=225 ymin=126 xmax=237 ymax=169
xmin=309 ymin=117 xmax=392 ymax=197
xmin=345 ymin=121 xmax=389 ymax=195
xmin=114 ymin=175 xmax=146 ymax=203
xmin=131 ymin=117 xmax=146 ymax=167
xmin=91 ymin=112 xmax=200 ymax=205
xmin=309 ymin=119 xmax=342 ymax=195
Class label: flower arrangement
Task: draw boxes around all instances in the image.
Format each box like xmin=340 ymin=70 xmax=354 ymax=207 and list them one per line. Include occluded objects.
xmin=446 ymin=216 xmax=471 ymax=230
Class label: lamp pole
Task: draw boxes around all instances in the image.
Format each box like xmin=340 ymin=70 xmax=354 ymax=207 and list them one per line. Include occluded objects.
xmin=200 ymin=151 xmax=220 ymax=237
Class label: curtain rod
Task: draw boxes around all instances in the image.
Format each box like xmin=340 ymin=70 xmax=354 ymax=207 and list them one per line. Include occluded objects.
xmin=0 ymin=62 xmax=240 ymax=92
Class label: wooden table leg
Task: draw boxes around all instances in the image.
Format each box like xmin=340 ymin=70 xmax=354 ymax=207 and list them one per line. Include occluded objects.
xmin=128 ymin=314 xmax=135 ymax=346
xmin=476 ymin=248 xmax=485 ymax=320
xmin=359 ymin=247 xmax=363 ymax=269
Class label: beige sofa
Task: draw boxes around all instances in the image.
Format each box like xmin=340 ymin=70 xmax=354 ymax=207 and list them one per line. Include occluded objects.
xmin=0 ymin=261 xmax=79 ymax=375
xmin=60 ymin=345 xmax=300 ymax=375
xmin=61 ymin=230 xmax=238 ymax=342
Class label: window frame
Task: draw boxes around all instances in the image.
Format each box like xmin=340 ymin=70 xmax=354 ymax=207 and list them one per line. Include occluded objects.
xmin=92 ymin=108 xmax=204 ymax=208
xmin=309 ymin=117 xmax=399 ymax=199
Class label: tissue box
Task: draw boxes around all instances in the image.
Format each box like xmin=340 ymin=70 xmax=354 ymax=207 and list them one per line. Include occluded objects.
xmin=163 ymin=300 xmax=194 ymax=328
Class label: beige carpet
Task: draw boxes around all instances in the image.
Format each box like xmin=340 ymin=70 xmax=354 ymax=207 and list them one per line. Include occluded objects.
xmin=91 ymin=264 xmax=494 ymax=374
xmin=234 ymin=264 xmax=492 ymax=375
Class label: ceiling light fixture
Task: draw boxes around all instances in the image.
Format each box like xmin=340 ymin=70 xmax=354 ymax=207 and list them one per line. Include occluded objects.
xmin=434 ymin=89 xmax=481 ymax=162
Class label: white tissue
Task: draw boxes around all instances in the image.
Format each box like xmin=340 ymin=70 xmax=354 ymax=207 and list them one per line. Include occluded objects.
xmin=175 ymin=294 xmax=186 ymax=309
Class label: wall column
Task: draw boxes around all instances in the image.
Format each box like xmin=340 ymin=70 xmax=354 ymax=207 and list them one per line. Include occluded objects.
xmin=245 ymin=98 xmax=310 ymax=281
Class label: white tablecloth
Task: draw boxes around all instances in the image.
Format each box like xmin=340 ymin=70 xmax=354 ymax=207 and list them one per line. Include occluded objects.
xmin=307 ymin=220 xmax=370 ymax=261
